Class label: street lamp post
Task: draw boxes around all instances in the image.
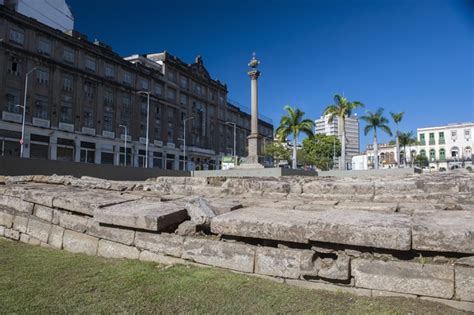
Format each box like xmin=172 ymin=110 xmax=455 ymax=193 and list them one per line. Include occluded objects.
xmin=137 ymin=91 xmax=150 ymax=168
xmin=20 ymin=66 xmax=38 ymax=158
xmin=119 ymin=124 xmax=127 ymax=166
xmin=225 ymin=121 xmax=236 ymax=161
xmin=183 ymin=117 xmax=194 ymax=171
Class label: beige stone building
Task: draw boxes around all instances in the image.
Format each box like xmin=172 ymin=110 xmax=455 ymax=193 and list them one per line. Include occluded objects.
xmin=0 ymin=5 xmax=273 ymax=170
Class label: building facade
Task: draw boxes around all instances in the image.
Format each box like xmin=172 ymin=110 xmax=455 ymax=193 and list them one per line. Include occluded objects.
xmin=353 ymin=122 xmax=473 ymax=171
xmin=0 ymin=5 xmax=273 ymax=170
xmin=315 ymin=115 xmax=359 ymax=169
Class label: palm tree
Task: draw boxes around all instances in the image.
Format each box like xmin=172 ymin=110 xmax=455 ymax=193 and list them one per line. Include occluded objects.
xmin=390 ymin=112 xmax=404 ymax=166
xmin=398 ymin=131 xmax=417 ymax=166
xmin=323 ymin=95 xmax=364 ymax=170
xmin=276 ymin=105 xmax=314 ymax=169
xmin=360 ymin=108 xmax=392 ymax=169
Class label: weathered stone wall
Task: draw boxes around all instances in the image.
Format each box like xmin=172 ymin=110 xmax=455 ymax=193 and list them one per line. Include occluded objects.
xmin=0 ymin=172 xmax=473 ymax=312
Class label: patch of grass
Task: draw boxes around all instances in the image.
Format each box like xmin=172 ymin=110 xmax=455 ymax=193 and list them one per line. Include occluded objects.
xmin=0 ymin=238 xmax=466 ymax=314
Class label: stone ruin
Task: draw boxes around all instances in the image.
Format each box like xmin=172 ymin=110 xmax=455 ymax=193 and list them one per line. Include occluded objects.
xmin=0 ymin=172 xmax=473 ymax=311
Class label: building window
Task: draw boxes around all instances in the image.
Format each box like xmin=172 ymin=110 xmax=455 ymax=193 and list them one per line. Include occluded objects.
xmin=123 ymin=72 xmax=132 ymax=85
xmin=101 ymin=152 xmax=114 ymax=165
xmin=60 ymin=101 xmax=73 ymax=123
xmin=138 ymin=149 xmax=147 ymax=168
xmin=166 ymin=154 xmax=175 ymax=170
xmin=9 ymin=28 xmax=24 ymax=46
xmin=180 ymin=93 xmax=187 ymax=106
xmin=429 ymin=132 xmax=435 ymax=145
xmin=84 ymin=81 xmax=95 ymax=98
xmin=439 ymin=132 xmax=445 ymax=144
xmin=420 ymin=149 xmax=426 ymax=157
xmin=104 ymin=64 xmax=115 ymax=78
xmin=36 ymin=69 xmax=49 ymax=85
xmin=167 ymin=122 xmax=174 ymax=141
xmin=80 ymin=141 xmax=95 ymax=163
xmin=429 ymin=149 xmax=436 ymax=161
xmin=85 ymin=56 xmax=96 ymax=72
xmin=119 ymin=147 xmax=132 ymax=166
xmin=219 ymin=94 xmax=225 ymax=105
xmin=83 ymin=108 xmax=94 ymax=128
xmin=419 ymin=133 xmax=425 ymax=145
xmin=167 ymin=88 xmax=176 ymax=101
xmin=180 ymin=76 xmax=188 ymax=89
xmin=37 ymin=37 xmax=52 ymax=56
xmin=34 ymin=95 xmax=49 ymax=119
xmin=56 ymin=138 xmax=75 ymax=162
xmin=62 ymin=74 xmax=73 ymax=92
xmin=167 ymin=69 xmax=176 ymax=83
xmin=153 ymin=152 xmax=163 ymax=169
xmin=155 ymin=82 xmax=163 ymax=95
xmin=451 ymin=147 xmax=459 ymax=158
xmin=7 ymin=56 xmax=22 ymax=76
xmin=30 ymin=134 xmax=49 ymax=159
xmin=465 ymin=129 xmax=471 ymax=138
xmin=104 ymin=89 xmax=114 ymax=106
xmin=103 ymin=111 xmax=113 ymax=132
xmin=63 ymin=47 xmax=75 ymax=64
xmin=439 ymin=148 xmax=446 ymax=161
xmin=5 ymin=88 xmax=21 ymax=113
xmin=451 ymin=130 xmax=457 ymax=139
xmin=140 ymin=78 xmax=149 ymax=90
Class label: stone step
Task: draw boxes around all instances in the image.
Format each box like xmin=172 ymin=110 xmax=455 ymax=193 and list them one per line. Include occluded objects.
xmin=94 ymin=200 xmax=187 ymax=231
xmin=211 ymin=207 xmax=412 ymax=250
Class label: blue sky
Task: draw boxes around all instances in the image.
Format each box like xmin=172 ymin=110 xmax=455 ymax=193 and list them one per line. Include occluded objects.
xmin=68 ymin=0 xmax=473 ymax=149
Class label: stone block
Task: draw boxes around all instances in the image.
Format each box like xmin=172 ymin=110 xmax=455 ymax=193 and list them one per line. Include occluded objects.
xmin=255 ymin=246 xmax=313 ymax=279
xmin=26 ymin=219 xmax=51 ymax=243
xmin=352 ymin=259 xmax=454 ymax=299
xmin=87 ymin=221 xmax=135 ymax=245
xmin=0 ymin=212 xmax=14 ymax=228
xmin=0 ymin=195 xmax=34 ymax=214
xmin=455 ymin=266 xmax=474 ymax=302
xmin=97 ymin=239 xmax=139 ymax=260
xmin=420 ymin=297 xmax=474 ymax=313
xmin=139 ymin=250 xmax=186 ymax=265
xmin=185 ymin=197 xmax=216 ymax=225
xmin=286 ymin=279 xmax=372 ymax=297
xmin=48 ymin=225 xmax=64 ymax=249
xmin=0 ymin=226 xmax=5 ymax=236
xmin=175 ymin=221 xmax=199 ymax=236
xmin=63 ymin=230 xmax=98 ymax=256
xmin=412 ymin=211 xmax=474 ymax=254
xmin=302 ymin=254 xmax=351 ymax=281
xmin=28 ymin=237 xmax=41 ymax=246
xmin=4 ymin=228 xmax=20 ymax=240
xmin=53 ymin=210 xmax=91 ymax=233
xmin=135 ymin=232 xmax=184 ymax=257
xmin=95 ymin=200 xmax=187 ymax=231
xmin=334 ymin=202 xmax=399 ymax=213
xmin=182 ymin=238 xmax=255 ymax=273
xmin=19 ymin=233 xmax=30 ymax=243
xmin=33 ymin=204 xmax=54 ymax=222
xmin=207 ymin=199 xmax=242 ymax=215
xmin=53 ymin=190 xmax=140 ymax=216
xmin=211 ymin=208 xmax=310 ymax=244
xmin=12 ymin=215 xmax=28 ymax=233
xmin=306 ymin=210 xmax=412 ymax=250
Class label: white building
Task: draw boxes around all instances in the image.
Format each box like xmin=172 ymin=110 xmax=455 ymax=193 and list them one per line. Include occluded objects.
xmin=416 ymin=122 xmax=473 ymax=170
xmin=315 ymin=115 xmax=359 ymax=169
xmin=353 ymin=122 xmax=474 ymax=171
xmin=1 ymin=0 xmax=74 ymax=32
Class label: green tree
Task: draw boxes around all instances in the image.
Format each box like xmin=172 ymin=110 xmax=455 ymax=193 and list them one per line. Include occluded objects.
xmin=398 ymin=131 xmax=417 ymax=166
xmin=390 ymin=112 xmax=404 ymax=165
xmin=414 ymin=154 xmax=428 ymax=168
xmin=360 ymin=108 xmax=392 ymax=169
xmin=263 ymin=142 xmax=291 ymax=166
xmin=302 ymin=134 xmax=341 ymax=171
xmin=323 ymin=95 xmax=364 ymax=170
xmin=275 ymin=105 xmax=314 ymax=169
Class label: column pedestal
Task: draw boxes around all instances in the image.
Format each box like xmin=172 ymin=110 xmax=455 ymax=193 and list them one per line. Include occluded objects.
xmin=238 ymin=133 xmax=264 ymax=168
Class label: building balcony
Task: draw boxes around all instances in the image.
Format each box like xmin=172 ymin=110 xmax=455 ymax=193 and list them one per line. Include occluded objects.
xmin=58 ymin=122 xmax=74 ymax=132
xmin=429 ymin=140 xmax=435 ymax=145
xmin=154 ymin=140 xmax=163 ymax=147
xmin=419 ymin=140 xmax=426 ymax=145
xmin=139 ymin=137 xmax=147 ymax=144
xmin=439 ymin=139 xmax=445 ymax=145
xmin=120 ymin=134 xmax=131 ymax=142
xmin=81 ymin=127 xmax=96 ymax=136
xmin=102 ymin=130 xmax=115 ymax=139
xmin=32 ymin=117 xmax=50 ymax=128
xmin=2 ymin=111 xmax=22 ymax=123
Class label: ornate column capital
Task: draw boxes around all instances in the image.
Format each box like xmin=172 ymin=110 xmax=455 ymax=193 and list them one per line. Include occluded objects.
xmin=248 ymin=69 xmax=260 ymax=80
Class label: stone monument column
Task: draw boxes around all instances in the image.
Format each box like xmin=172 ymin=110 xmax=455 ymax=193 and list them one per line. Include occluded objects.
xmin=242 ymin=53 xmax=264 ymax=168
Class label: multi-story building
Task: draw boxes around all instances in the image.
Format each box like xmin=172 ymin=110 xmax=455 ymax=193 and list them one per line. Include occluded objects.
xmin=353 ymin=122 xmax=473 ymax=171
xmin=416 ymin=122 xmax=473 ymax=170
xmin=0 ymin=3 xmax=273 ymax=171
xmin=315 ymin=115 xmax=359 ymax=169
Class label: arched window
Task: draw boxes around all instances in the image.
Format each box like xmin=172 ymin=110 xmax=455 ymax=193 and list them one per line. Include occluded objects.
xmin=439 ymin=148 xmax=446 ymax=161
xmin=464 ymin=147 xmax=472 ymax=159
xmin=420 ymin=149 xmax=426 ymax=157
xmin=410 ymin=150 xmax=417 ymax=157
xmin=451 ymin=146 xmax=459 ymax=158
xmin=429 ymin=149 xmax=436 ymax=161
